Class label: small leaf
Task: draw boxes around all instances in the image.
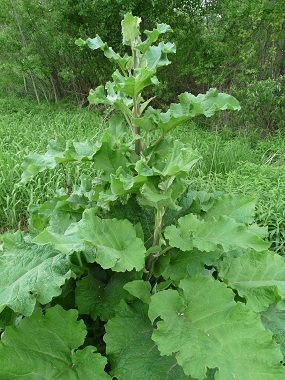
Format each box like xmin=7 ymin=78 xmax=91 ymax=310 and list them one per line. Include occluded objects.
xmin=87 ymin=35 xmax=105 ymax=50
xmin=91 ymin=140 xmax=129 ymax=181
xmin=143 ymin=42 xmax=176 ymax=69
xmin=137 ymin=23 xmax=172 ymax=54
xmin=75 ymin=38 xmax=86 ymax=46
xmin=138 ymin=181 xmax=183 ymax=211
xmin=149 ymin=275 xmax=285 ymax=379
xmin=121 ymin=13 xmax=141 ymax=46
xmin=0 ymin=308 xmax=19 ymax=332
xmin=123 ymin=280 xmax=151 ymax=304
xmin=21 ymin=138 xmax=101 ymax=182
xmin=148 ymin=138 xmax=201 ymax=177
xmin=110 ymin=168 xmax=148 ymax=196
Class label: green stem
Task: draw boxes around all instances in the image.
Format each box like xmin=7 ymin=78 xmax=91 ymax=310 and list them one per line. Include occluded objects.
xmin=133 ymin=94 xmax=141 ymax=155
xmin=146 ymin=207 xmax=165 ymax=278
xmin=151 ymin=125 xmax=177 ymax=147
xmin=153 ymin=207 xmax=164 ymax=246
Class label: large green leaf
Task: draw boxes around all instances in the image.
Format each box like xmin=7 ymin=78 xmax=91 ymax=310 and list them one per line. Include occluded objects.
xmin=104 ymin=300 xmax=191 ymax=380
xmin=203 ymin=194 xmax=257 ymax=224
xmin=21 ymin=138 xmax=101 ymax=182
xmin=0 ymin=305 xmax=111 ymax=379
xmin=149 ymin=275 xmax=285 ymax=379
xmin=217 ymin=250 xmax=285 ymax=312
xmin=77 ymin=209 xmax=146 ymax=272
xmin=165 ymin=214 xmax=270 ymax=253
xmin=134 ymin=88 xmax=241 ymax=133
xmin=0 ymin=234 xmax=72 ymax=316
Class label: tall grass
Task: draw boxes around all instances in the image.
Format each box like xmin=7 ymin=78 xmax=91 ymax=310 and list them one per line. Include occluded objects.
xmin=0 ymin=96 xmax=104 ymax=231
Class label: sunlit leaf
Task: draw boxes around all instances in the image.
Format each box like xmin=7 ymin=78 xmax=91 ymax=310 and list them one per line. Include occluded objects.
xmin=149 ymin=275 xmax=285 ymax=379
xmin=165 ymin=214 xmax=270 ymax=253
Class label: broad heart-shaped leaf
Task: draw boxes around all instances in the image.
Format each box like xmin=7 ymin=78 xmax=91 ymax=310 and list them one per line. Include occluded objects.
xmin=121 ymin=12 xmax=141 ymax=46
xmin=21 ymin=137 xmax=101 ymax=182
xmin=217 ymin=250 xmax=285 ymax=312
xmin=261 ymin=302 xmax=285 ymax=357
xmin=75 ymin=271 xmax=138 ymax=321
xmin=149 ymin=275 xmax=285 ymax=380
xmin=134 ymin=88 xmax=240 ymax=133
xmin=165 ymin=214 xmax=270 ymax=253
xmin=77 ymin=209 xmax=146 ymax=272
xmin=104 ymin=300 xmax=191 ymax=380
xmin=0 ymin=234 xmax=72 ymax=316
xmin=203 ymin=194 xmax=257 ymax=224
xmin=0 ymin=305 xmax=111 ymax=379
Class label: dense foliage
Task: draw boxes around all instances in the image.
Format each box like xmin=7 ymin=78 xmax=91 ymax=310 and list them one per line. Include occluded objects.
xmin=1 ymin=14 xmax=285 ymax=379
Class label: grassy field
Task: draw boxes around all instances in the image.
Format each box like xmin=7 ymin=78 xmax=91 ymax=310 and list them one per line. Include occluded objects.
xmin=0 ymin=96 xmax=104 ymax=230
xmin=1 ymin=95 xmax=285 ymax=253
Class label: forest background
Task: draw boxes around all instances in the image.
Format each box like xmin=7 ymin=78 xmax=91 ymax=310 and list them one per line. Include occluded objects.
xmin=1 ymin=0 xmax=285 ymax=132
